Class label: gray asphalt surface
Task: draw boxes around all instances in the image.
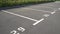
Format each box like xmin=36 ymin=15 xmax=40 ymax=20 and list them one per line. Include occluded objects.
xmin=0 ymin=2 xmax=60 ymax=34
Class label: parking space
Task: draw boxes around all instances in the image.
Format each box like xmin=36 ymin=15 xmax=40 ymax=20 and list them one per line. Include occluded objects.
xmin=28 ymin=10 xmax=60 ymax=34
xmin=4 ymin=9 xmax=51 ymax=20
xmin=0 ymin=2 xmax=60 ymax=34
xmin=0 ymin=11 xmax=35 ymax=34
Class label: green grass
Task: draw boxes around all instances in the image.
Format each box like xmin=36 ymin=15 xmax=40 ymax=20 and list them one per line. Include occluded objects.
xmin=0 ymin=0 xmax=55 ymax=7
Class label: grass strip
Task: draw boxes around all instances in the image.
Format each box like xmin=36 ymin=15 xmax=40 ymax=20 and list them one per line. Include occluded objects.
xmin=0 ymin=0 xmax=56 ymax=7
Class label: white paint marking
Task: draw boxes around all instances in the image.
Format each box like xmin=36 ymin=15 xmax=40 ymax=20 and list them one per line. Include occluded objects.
xmin=59 ymin=8 xmax=60 ymax=10
xmin=31 ymin=5 xmax=54 ymax=9
xmin=23 ymin=8 xmax=51 ymax=13
xmin=43 ymin=14 xmax=50 ymax=17
xmin=10 ymin=30 xmax=17 ymax=34
xmin=1 ymin=10 xmax=38 ymax=21
xmin=40 ymin=5 xmax=56 ymax=9
xmin=18 ymin=27 xmax=25 ymax=32
xmin=51 ymin=10 xmax=56 ymax=14
xmin=33 ymin=18 xmax=44 ymax=26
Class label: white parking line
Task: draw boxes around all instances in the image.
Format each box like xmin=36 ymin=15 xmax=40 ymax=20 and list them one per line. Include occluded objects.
xmin=33 ymin=18 xmax=44 ymax=26
xmin=59 ymin=8 xmax=60 ymax=10
xmin=23 ymin=8 xmax=51 ymax=13
xmin=43 ymin=14 xmax=50 ymax=17
xmin=51 ymin=10 xmax=56 ymax=14
xmin=40 ymin=5 xmax=55 ymax=9
xmin=1 ymin=10 xmax=38 ymax=21
xmin=31 ymin=5 xmax=54 ymax=9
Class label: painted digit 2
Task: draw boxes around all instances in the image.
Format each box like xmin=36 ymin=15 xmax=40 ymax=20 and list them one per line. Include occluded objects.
xmin=10 ymin=30 xmax=17 ymax=34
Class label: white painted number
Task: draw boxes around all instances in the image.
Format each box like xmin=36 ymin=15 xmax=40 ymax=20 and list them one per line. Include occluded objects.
xmin=10 ymin=30 xmax=17 ymax=34
xmin=18 ymin=27 xmax=25 ymax=32
xmin=10 ymin=30 xmax=20 ymax=34
xmin=10 ymin=27 xmax=25 ymax=34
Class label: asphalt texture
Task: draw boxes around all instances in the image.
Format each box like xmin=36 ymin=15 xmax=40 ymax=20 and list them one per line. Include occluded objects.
xmin=0 ymin=2 xmax=60 ymax=34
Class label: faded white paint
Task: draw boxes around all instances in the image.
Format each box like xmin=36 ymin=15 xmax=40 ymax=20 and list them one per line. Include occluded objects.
xmin=23 ymin=8 xmax=51 ymax=13
xmin=43 ymin=14 xmax=50 ymax=17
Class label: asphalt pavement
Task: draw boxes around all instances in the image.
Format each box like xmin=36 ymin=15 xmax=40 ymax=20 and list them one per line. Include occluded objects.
xmin=0 ymin=2 xmax=60 ymax=34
